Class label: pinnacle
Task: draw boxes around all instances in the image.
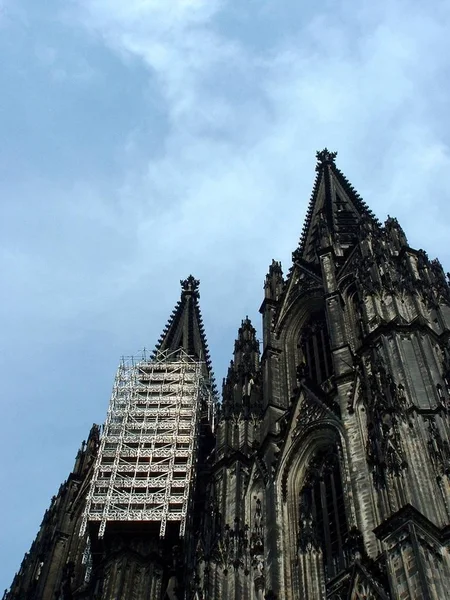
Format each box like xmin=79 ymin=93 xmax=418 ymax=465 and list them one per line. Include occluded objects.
xmin=181 ymin=275 xmax=200 ymax=297
xmin=315 ymin=148 xmax=338 ymax=171
xmin=240 ymin=316 xmax=256 ymax=335
xmin=268 ymin=259 xmax=283 ymax=275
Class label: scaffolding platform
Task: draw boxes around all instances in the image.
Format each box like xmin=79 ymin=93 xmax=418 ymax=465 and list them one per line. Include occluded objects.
xmin=81 ymin=348 xmax=211 ymax=539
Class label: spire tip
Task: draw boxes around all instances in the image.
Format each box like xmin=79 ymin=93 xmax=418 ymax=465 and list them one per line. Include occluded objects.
xmin=180 ymin=275 xmax=200 ymax=296
xmin=315 ymin=148 xmax=337 ymax=171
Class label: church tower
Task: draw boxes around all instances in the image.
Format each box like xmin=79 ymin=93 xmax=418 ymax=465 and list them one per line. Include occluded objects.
xmin=5 ymin=151 xmax=450 ymax=599
xmin=5 ymin=276 xmax=216 ymax=600
xmin=194 ymin=150 xmax=450 ymax=600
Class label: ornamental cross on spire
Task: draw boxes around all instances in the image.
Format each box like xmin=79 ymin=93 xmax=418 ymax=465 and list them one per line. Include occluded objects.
xmin=315 ymin=148 xmax=338 ymax=171
xmin=181 ymin=275 xmax=200 ymax=296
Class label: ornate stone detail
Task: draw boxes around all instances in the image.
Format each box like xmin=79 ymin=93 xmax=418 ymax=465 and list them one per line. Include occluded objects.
xmin=180 ymin=274 xmax=200 ymax=296
xmin=353 ymin=579 xmax=379 ymax=600
xmin=217 ymin=518 xmax=249 ymax=575
xmin=426 ymin=417 xmax=450 ymax=480
xmin=364 ymin=359 xmax=408 ymax=488
xmin=354 ymin=255 xmax=382 ymax=297
xmin=298 ymin=483 xmax=321 ymax=552
xmin=348 ymin=213 xmax=450 ymax=310
xmin=220 ymin=317 xmax=262 ymax=423
xmin=264 ymin=259 xmax=284 ymax=301
xmin=429 ymin=259 xmax=450 ymax=304
xmin=385 ymin=215 xmax=408 ymax=249
xmin=297 ymin=448 xmax=343 ymax=554
xmin=204 ymin=496 xmax=266 ymax=591
xmin=343 ymin=528 xmax=365 ymax=564
xmin=250 ymin=497 xmax=265 ymax=589
xmin=316 ymin=148 xmax=338 ymax=170
xmin=255 ymin=453 xmax=270 ymax=485
xmin=292 ymin=397 xmax=327 ymax=438
xmin=280 ymin=269 xmax=323 ymax=325
xmin=296 ymin=361 xmax=309 ymax=382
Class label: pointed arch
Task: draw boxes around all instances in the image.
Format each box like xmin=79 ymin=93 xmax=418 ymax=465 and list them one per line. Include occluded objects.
xmin=277 ymin=291 xmax=327 ymax=404
xmin=277 ymin=420 xmax=355 ymax=596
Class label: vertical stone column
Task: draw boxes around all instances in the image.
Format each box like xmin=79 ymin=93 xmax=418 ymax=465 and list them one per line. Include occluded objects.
xmin=375 ymin=506 xmax=450 ymax=600
xmin=297 ymin=550 xmax=326 ymax=600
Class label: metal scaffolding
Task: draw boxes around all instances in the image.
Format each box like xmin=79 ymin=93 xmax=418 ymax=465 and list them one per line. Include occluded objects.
xmin=81 ymin=348 xmax=210 ymax=539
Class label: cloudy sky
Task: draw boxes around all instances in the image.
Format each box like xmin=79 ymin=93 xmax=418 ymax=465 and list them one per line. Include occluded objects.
xmin=1 ymin=0 xmax=450 ymax=589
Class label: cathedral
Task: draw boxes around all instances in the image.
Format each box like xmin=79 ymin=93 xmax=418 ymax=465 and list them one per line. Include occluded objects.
xmin=5 ymin=150 xmax=450 ymax=599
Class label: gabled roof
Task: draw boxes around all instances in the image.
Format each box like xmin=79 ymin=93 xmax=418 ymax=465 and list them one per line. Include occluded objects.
xmin=152 ymin=275 xmax=214 ymax=381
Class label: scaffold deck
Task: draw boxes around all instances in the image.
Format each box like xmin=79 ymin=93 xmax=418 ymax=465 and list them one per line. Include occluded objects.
xmin=81 ymin=349 xmax=207 ymax=539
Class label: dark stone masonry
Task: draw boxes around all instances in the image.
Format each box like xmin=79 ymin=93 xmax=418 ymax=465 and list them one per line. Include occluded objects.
xmin=5 ymin=151 xmax=450 ymax=599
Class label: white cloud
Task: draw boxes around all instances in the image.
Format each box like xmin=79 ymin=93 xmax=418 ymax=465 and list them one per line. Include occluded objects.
xmin=3 ymin=0 xmax=449 ymax=345
xmin=2 ymin=0 xmax=450 ymax=590
xmin=15 ymin=0 xmax=444 ymax=342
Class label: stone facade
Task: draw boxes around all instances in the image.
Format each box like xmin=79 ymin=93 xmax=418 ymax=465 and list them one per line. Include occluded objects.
xmin=6 ymin=425 xmax=99 ymax=599
xmin=5 ymin=150 xmax=450 ymax=599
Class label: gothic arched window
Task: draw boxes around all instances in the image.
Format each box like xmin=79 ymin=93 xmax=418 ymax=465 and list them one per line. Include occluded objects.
xmin=298 ymin=446 xmax=348 ymax=581
xmin=299 ymin=313 xmax=333 ymax=385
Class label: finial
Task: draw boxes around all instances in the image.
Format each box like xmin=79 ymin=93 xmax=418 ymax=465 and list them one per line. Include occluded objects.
xmin=241 ymin=315 xmax=253 ymax=328
xmin=181 ymin=275 xmax=200 ymax=296
xmin=269 ymin=259 xmax=283 ymax=274
xmin=315 ymin=148 xmax=338 ymax=171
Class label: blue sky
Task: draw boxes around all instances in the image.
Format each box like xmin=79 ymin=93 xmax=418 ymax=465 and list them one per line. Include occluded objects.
xmin=1 ymin=0 xmax=450 ymax=590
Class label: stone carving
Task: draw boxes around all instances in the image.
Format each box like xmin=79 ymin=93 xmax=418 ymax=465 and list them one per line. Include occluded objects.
xmin=250 ymin=497 xmax=265 ymax=590
xmin=427 ymin=418 xmax=450 ymax=480
xmin=343 ymin=528 xmax=365 ymax=563
xmin=218 ymin=518 xmax=249 ymax=575
xmin=297 ymin=449 xmax=339 ymax=553
xmin=316 ymin=148 xmax=338 ymax=170
xmin=221 ymin=319 xmax=262 ymax=421
xmin=364 ymin=359 xmax=408 ymax=488
xmin=298 ymin=483 xmax=321 ymax=552
xmin=180 ymin=274 xmax=200 ymax=295
xmin=429 ymin=259 xmax=450 ymax=303
xmin=441 ymin=344 xmax=450 ymax=399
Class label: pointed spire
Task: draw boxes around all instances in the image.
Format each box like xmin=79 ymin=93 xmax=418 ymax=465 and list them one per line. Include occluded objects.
xmin=272 ymin=150 xmax=380 ymax=329
xmin=264 ymin=260 xmax=284 ymax=301
xmin=234 ymin=317 xmax=260 ymax=369
xmin=385 ymin=215 xmax=408 ymax=250
xmin=73 ymin=424 xmax=100 ymax=477
xmin=296 ymin=149 xmax=379 ymax=263
xmin=315 ymin=148 xmax=338 ymax=170
xmin=152 ymin=276 xmax=214 ymax=380
xmin=180 ymin=274 xmax=200 ymax=297
xmin=222 ymin=316 xmax=261 ymax=420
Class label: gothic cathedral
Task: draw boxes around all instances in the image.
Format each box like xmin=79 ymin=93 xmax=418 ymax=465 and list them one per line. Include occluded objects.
xmin=6 ymin=150 xmax=450 ymax=599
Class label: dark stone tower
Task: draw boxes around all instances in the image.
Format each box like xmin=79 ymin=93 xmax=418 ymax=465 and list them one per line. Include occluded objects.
xmin=194 ymin=149 xmax=450 ymax=600
xmin=6 ymin=424 xmax=100 ymax=599
xmin=5 ymin=151 xmax=450 ymax=599
xmin=5 ymin=277 xmax=216 ymax=600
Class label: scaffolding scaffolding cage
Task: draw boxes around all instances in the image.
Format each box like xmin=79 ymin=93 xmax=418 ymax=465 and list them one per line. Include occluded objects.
xmin=81 ymin=348 xmax=212 ymax=539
